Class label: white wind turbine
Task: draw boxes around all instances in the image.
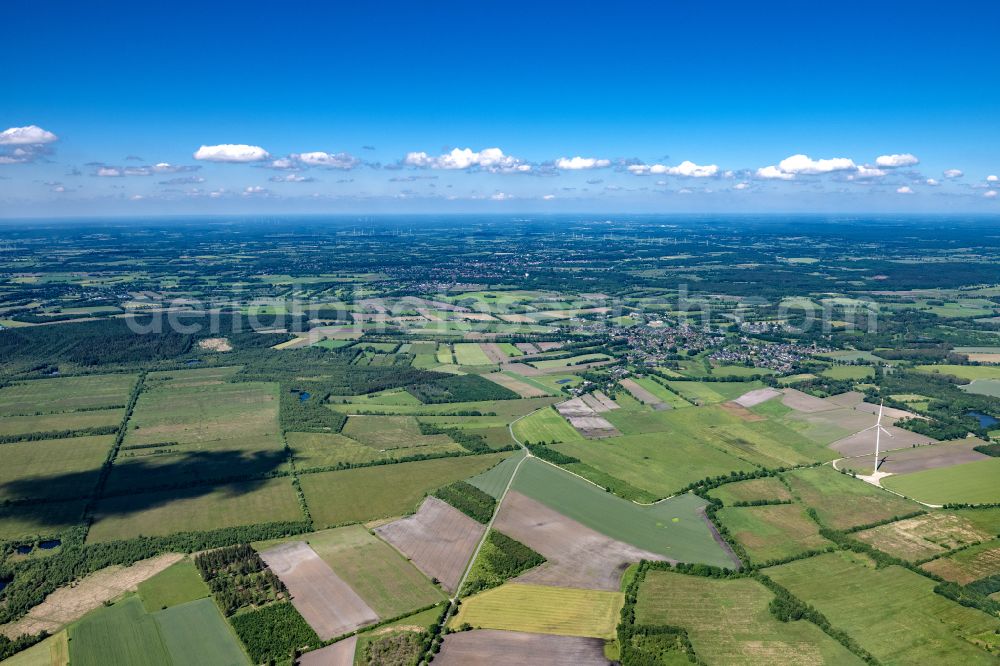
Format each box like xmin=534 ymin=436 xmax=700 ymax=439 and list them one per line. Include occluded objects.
xmin=861 ymin=400 xmax=893 ymax=475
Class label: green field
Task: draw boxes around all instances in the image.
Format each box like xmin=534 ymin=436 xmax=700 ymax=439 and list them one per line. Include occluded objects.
xmin=450 ymin=583 xmax=623 ymax=639
xmin=717 ymin=504 xmax=832 ymax=564
xmin=635 ymin=571 xmax=863 ymax=665
xmin=69 ymin=596 xmax=171 ymax=666
xmin=629 ymin=376 xmax=692 ymax=408
xmin=664 ymin=380 xmax=764 ymax=405
xmin=553 ymin=431 xmax=755 ymax=497
xmin=467 ymin=451 xmax=526 ymax=498
xmin=288 ymin=430 xmax=462 ymax=469
xmin=0 ymin=408 xmax=123 ymax=439
xmin=915 ymin=364 xmax=1000 ymax=381
xmin=453 ymin=343 xmax=493 ymax=365
xmin=511 ymin=458 xmax=735 ymax=567
xmin=784 ymin=466 xmax=921 ymax=530
xmin=341 ymin=415 xmax=455 ymax=450
xmin=299 ymin=453 xmax=509 ymax=527
xmin=87 ymin=477 xmax=303 ymax=542
xmin=155 ymin=598 xmax=249 ymax=666
xmin=138 ymin=559 xmax=210 ymax=612
xmin=303 ymin=525 xmax=445 ymax=617
xmin=766 ymin=552 xmax=1000 ymax=664
xmin=511 ymin=406 xmax=581 ymax=444
xmin=708 ymin=476 xmax=793 ymax=505
xmin=530 ymin=353 xmax=610 ymax=370
xmin=882 ymin=458 xmax=1000 ymax=505
xmin=0 ymin=434 xmax=114 ymax=502
xmin=819 ymin=365 xmax=875 ymax=380
xmin=960 ymin=379 xmax=1000 ymax=398
xmin=0 ymin=373 xmax=135 ymax=417
xmin=922 ymin=538 xmax=1000 ymax=584
xmin=0 ymin=498 xmax=86 ymax=541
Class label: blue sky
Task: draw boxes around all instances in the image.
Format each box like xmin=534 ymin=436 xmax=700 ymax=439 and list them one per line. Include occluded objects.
xmin=2 ymin=0 xmax=999 ymax=216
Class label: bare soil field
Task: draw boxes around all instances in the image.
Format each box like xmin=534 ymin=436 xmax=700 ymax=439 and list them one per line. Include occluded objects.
xmin=840 ymin=439 xmax=990 ymax=475
xmin=733 ymin=387 xmax=781 ymax=408
xmin=480 ymin=342 xmax=508 ymax=363
xmin=436 ymin=629 xmax=609 ymax=665
xmin=578 ymin=393 xmax=612 ymax=413
xmin=483 ymin=372 xmax=549 ymax=398
xmin=830 ymin=425 xmax=936 ymax=457
xmin=196 ymin=337 xmax=232 ymax=352
xmin=556 ymin=400 xmax=620 ymax=438
xmin=854 ymin=401 xmax=926 ymax=421
xmin=781 ymin=389 xmax=837 ymax=412
xmin=260 ymin=541 xmax=378 ymax=639
xmin=854 ymin=513 xmax=994 ymax=562
xmin=823 ymin=391 xmax=865 ymax=408
xmin=619 ymin=379 xmax=667 ymax=409
xmin=493 ymin=491 xmax=668 ymax=590
xmin=375 ymin=497 xmax=485 ymax=593
xmin=0 ymin=553 xmax=181 ymax=639
xmin=504 ymin=362 xmax=544 ymax=377
xmin=515 ymin=342 xmax=540 ymax=353
xmin=590 ymin=391 xmax=618 ymax=411
xmin=719 ymin=401 xmax=765 ymax=421
xmin=299 ymin=635 xmax=357 ymax=666
xmin=536 ymin=342 xmax=564 ymax=351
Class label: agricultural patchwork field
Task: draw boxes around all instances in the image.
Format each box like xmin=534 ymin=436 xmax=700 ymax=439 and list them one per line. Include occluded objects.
xmin=717 ymin=504 xmax=832 ymax=564
xmin=783 ymin=466 xmax=922 ymax=530
xmin=882 ymin=458 xmax=1000 ymax=505
xmin=635 ymin=571 xmax=863 ymax=665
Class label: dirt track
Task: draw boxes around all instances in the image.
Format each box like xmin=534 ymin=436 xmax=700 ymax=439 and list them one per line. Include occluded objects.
xmin=437 ymin=629 xmax=610 ymax=665
xmin=0 ymin=553 xmax=182 ymax=639
xmin=375 ymin=497 xmax=485 ymax=593
xmin=260 ymin=541 xmax=378 ymax=640
xmin=493 ymin=491 xmax=668 ymax=591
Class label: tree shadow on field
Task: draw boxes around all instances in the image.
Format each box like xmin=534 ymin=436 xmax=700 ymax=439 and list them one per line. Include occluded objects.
xmin=0 ymin=448 xmax=289 ymax=531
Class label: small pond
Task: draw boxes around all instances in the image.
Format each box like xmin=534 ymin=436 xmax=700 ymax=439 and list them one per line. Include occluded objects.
xmin=299 ymin=391 xmax=312 ymax=402
xmin=967 ymin=411 xmax=999 ymax=428
xmin=39 ymin=539 xmax=62 ymax=550
xmin=15 ymin=545 xmax=32 ymax=555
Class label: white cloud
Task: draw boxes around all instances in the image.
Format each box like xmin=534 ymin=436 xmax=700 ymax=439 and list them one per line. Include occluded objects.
xmin=628 ymin=160 xmax=719 ymax=177
xmin=851 ymin=165 xmax=887 ymax=179
xmin=270 ymin=173 xmax=314 ymax=183
xmin=926 ymin=178 xmax=940 ymax=186
xmin=243 ymin=185 xmax=268 ymax=195
xmin=755 ymin=165 xmax=795 ymax=180
xmin=985 ymin=190 xmax=998 ymax=199
xmin=778 ymin=154 xmax=856 ymax=175
xmin=896 ymin=186 xmax=914 ymax=194
xmin=294 ymin=151 xmax=359 ymax=169
xmin=733 ymin=182 xmax=750 ymax=190
xmin=129 ymin=194 xmax=144 ymax=201
xmin=97 ymin=167 xmax=122 ymax=177
xmin=875 ymin=153 xmax=919 ymax=168
xmin=404 ymin=147 xmax=529 ymax=172
xmin=987 ymin=175 xmax=998 ymax=183
xmin=554 ymin=156 xmax=610 ymax=170
xmin=943 ymin=168 xmax=964 ymax=179
xmin=193 ymin=144 xmax=270 ymax=163
xmin=0 ymin=125 xmax=58 ymax=145
xmin=542 ymin=194 xmax=556 ymax=200
xmin=490 ymin=191 xmax=513 ymax=200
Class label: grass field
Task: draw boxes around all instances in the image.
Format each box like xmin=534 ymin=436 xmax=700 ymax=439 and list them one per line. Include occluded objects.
xmin=553 ymin=431 xmax=755 ymax=496
xmin=664 ymin=380 xmax=764 ymax=405
xmin=766 ymin=552 xmax=1000 ymax=664
xmin=530 ymin=353 xmax=611 ymax=370
xmin=882 ymin=458 xmax=1000 ymax=505
xmin=87 ymin=477 xmax=303 ymax=542
xmin=329 ymin=396 xmax=555 ymax=419
xmin=0 ymin=373 xmax=135 ymax=417
xmin=820 ymin=365 xmax=875 ymax=380
xmin=922 ymin=539 xmax=1000 ymax=583
xmin=512 ymin=406 xmax=582 ymax=444
xmin=635 ymin=571 xmax=863 ymax=665
xmin=0 ymin=631 xmax=68 ymax=666
xmin=629 ymin=376 xmax=692 ymax=408
xmin=467 ymin=452 xmax=526 ymax=498
xmin=450 ymin=583 xmax=623 ymax=639
xmin=299 ymin=453 xmax=509 ymax=527
xmin=961 ymin=379 xmax=1000 ymax=398
xmin=511 ymin=458 xmax=734 ymax=567
xmin=0 ymin=408 xmax=123 ymax=439
xmin=453 ymin=343 xmax=493 ymax=365
xmin=155 ymin=598 xmax=249 ymax=666
xmin=784 ymin=466 xmax=921 ymax=530
xmin=854 ymin=512 xmax=993 ymax=562
xmin=717 ymin=504 xmax=832 ymax=564
xmin=288 ymin=431 xmax=463 ymax=469
xmin=0 ymin=498 xmax=86 ymax=540
xmin=69 ymin=596 xmax=171 ymax=666
xmin=0 ymin=434 xmax=114 ymax=502
xmin=708 ymin=477 xmax=793 ymax=504
xmin=303 ymin=525 xmax=446 ymax=618
xmin=915 ymin=364 xmax=1000 ymax=381
xmin=138 ymin=559 xmax=210 ymax=612
xmin=341 ymin=415 xmax=454 ymax=450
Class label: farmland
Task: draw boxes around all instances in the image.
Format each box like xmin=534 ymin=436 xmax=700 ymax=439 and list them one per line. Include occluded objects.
xmin=766 ymin=552 xmax=1000 ymax=664
xmin=717 ymin=504 xmax=832 ymax=564
xmin=635 ymin=571 xmax=863 ymax=664
xmin=783 ymin=466 xmax=922 ymax=530
xmin=450 ymin=583 xmax=624 ymax=639
xmin=882 ymin=458 xmax=1000 ymax=504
